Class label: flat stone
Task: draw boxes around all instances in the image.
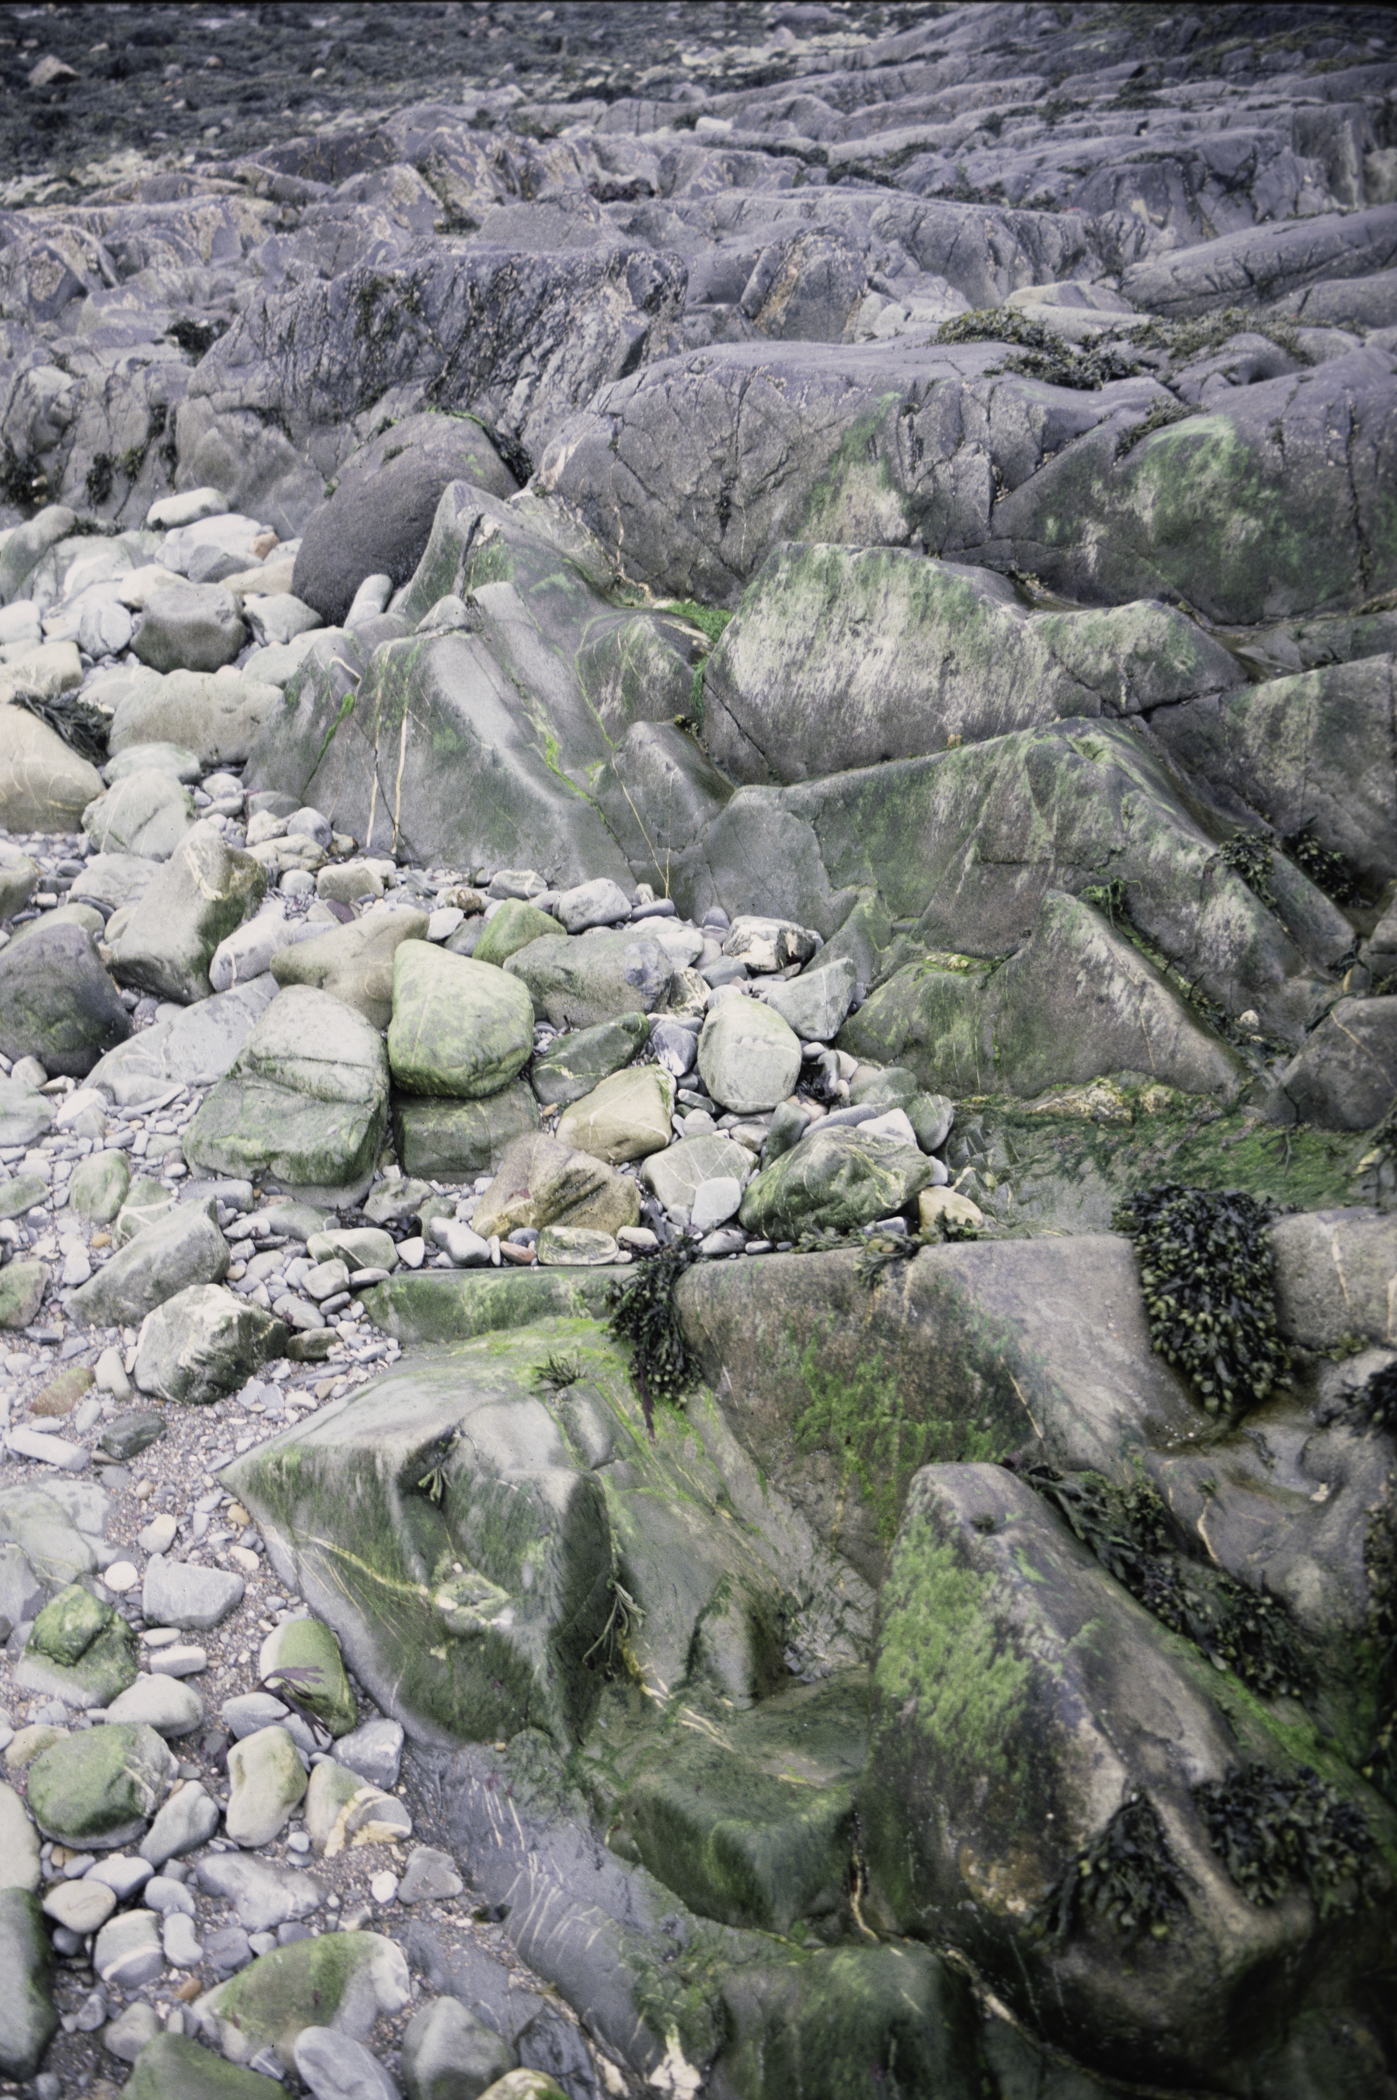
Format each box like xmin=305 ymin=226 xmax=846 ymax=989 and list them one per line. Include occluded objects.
xmin=535 ymin=1225 xmax=618 ymax=1266
xmin=99 ymin=1409 xmax=166 ymax=1462
xmin=142 ymin=1555 xmax=245 ymax=1632
xmin=294 ymin=2024 xmax=401 ymax=2100
xmin=134 ymin=1283 xmax=285 ymax=1406
xmin=197 ymin=1852 xmax=325 ymax=1934
xmin=225 ymin=1725 xmax=308 ymax=1847
xmin=139 ymin=1780 xmax=220 ymax=1867
xmin=93 ymin=1906 xmax=163 ymax=1988
xmin=554 ymin=877 xmax=632 ymax=934
xmin=328 ymin=1718 xmax=403 ymax=1793
xmin=149 ymin=1644 xmax=208 ymax=1678
xmin=105 ymin=1675 xmax=205 ymax=1738
xmin=271 ymin=906 xmax=430 ymax=1031
xmin=68 ymin=1202 xmax=230 ymax=1328
xmin=42 ymin=1875 xmax=116 ymax=1934
xmin=527 ymin=1011 xmax=649 ymax=1108
xmin=641 ymin=1134 xmax=756 ymax=1219
xmin=471 ymin=1130 xmax=640 ymax=1241
xmin=555 ymin=1065 xmax=675 ymax=1163
xmin=396 ymin=1846 xmax=464 ymax=1905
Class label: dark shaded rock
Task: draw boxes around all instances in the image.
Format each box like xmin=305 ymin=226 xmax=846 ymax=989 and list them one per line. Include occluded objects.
xmin=0 ymin=919 xmax=130 ymax=1077
xmin=1268 ymin=997 xmax=1397 ymax=1131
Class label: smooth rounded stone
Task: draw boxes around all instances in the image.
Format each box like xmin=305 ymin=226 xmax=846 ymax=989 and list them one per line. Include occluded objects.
xmin=197 ymin=1852 xmax=325 ymax=1934
xmin=149 ymin=1644 xmax=208 ymax=1679
xmin=648 ymin=1016 xmax=699 ymax=1079
xmin=401 ymin=1995 xmax=516 ymax=2100
xmin=333 ymin=1718 xmax=404 ymax=1793
xmin=0 ymin=1780 xmax=42 ymax=1892
xmin=134 ymin=1283 xmax=285 ymax=1406
xmin=124 ymin=2031 xmax=281 ymax=2096
xmin=87 ymin=1853 xmax=153 ymax=1900
xmin=0 ymin=1889 xmax=58 ymax=2079
xmin=429 ymin=1219 xmax=491 ymax=1267
xmin=0 ymin=1258 xmax=47 ymax=1330
xmin=388 ymin=943 xmax=535 ymax=1101
xmin=94 ymin=1907 xmax=164 ymax=1989
xmin=115 ymin=1176 xmax=178 ymax=1244
xmin=99 ymin=1408 xmax=166 ymax=1462
xmin=295 ymin=2025 xmax=402 ymax=2100
xmin=316 ymin=858 xmax=384 ymax=906
xmin=305 ymin=1760 xmax=412 ymax=1858
xmin=472 ymin=1130 xmax=640 ymax=1241
xmin=392 ymin=1082 xmax=538 ymax=1181
xmin=0 ymin=920 xmax=131 ymax=1079
xmin=103 ymin=1559 xmax=140 ymax=1592
xmin=137 ymin=1513 xmax=179 ymax=1556
xmin=305 ymin=1257 xmax=350 ymax=1300
xmin=84 ymin=769 xmax=197 ymax=861
xmin=204 ymin=1925 xmax=254 ymax=1977
xmin=132 ymin=583 xmax=246 ymax=674
xmin=739 ymin=1126 xmax=937 ymax=1241
xmin=26 ymin=1722 xmax=174 ymax=1849
xmin=555 ymin=1065 xmax=675 ymax=1164
xmin=689 ymin=1177 xmax=744 ymax=1232
xmin=102 ymin=1998 xmax=161 ymax=2063
xmin=106 ymin=820 xmax=268 ymax=1007
xmin=0 ymin=705 xmax=104 ymax=833
xmin=226 ymin=1725 xmax=309 ymax=1847
xmin=139 ymin=1780 xmax=220 ymax=1868
xmin=553 ymin=878 xmax=632 ymax=934
xmin=103 ymin=741 xmax=202 ymax=786
xmin=162 ymin=1909 xmax=204 ymax=1968
xmin=29 ymin=1581 xmax=113 ymax=1666
xmin=222 ymin=1691 xmax=292 ymax=1739
xmin=69 ymin=1147 xmax=133 ymax=1221
xmin=142 ymin=1556 xmax=245 ymax=1632
xmin=42 ymin=1873 xmax=116 ymax=1934
xmin=722 ymin=916 xmax=821 ymax=974
xmin=105 ymin=1674 xmax=205 ymax=1738
xmin=504 ymin=929 xmax=673 ymax=1030
xmin=79 ymin=594 xmax=135 ymax=657
xmin=0 ymin=1071 xmax=54 ymax=1146
xmin=195 ymin=1928 xmax=410 ymax=2069
xmin=0 ymin=1168 xmax=48 ymax=1219
xmin=31 ymin=1360 xmax=95 ymax=1418
xmin=184 ymin=985 xmax=391 ymax=1204
xmin=760 ymin=957 xmax=858 ymax=1042
xmin=527 ymin=1011 xmax=649 ymax=1108
xmin=396 ymin=1847 xmax=464 ymax=1906
xmin=272 ymin=907 xmax=430 ymax=1031
xmin=859 ymin=1106 xmax=922 ymax=1147
xmin=535 ymin=1225 xmax=618 ymax=1267
xmin=209 ymin=904 xmax=306 ymax=993
xmin=68 ymin=1203 xmax=230 ymax=1328
xmin=307 ymin=1226 xmax=397 ymax=1273
xmin=145 ymin=1872 xmax=197 ymax=1916
xmin=473 ymin=900 xmax=563 ymax=972
xmin=4 ymin=1422 xmax=91 ymax=1472
xmin=259 ymin=1617 xmax=357 ymax=1738
xmin=698 ymin=999 xmax=802 ymax=1116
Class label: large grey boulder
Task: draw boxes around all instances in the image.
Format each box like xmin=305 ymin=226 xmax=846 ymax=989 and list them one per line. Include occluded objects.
xmin=0 ymin=920 xmax=130 ymax=1077
xmin=89 ymin=975 xmax=279 ymax=1106
xmin=1120 ymin=201 xmax=1397 ymax=317
xmin=387 ymin=942 xmax=535 ymax=1100
xmin=293 ymin=411 xmax=520 ymax=623
xmin=1267 ymin=997 xmax=1397 ymax=1131
xmin=705 ymin=542 xmax=1239 ymax=783
xmin=0 ymin=705 xmax=103 ymax=832
xmin=505 ymin=929 xmax=673 ymax=1030
xmin=105 ymin=821 xmax=267 ymax=1004
xmin=132 ymin=583 xmax=246 ymax=673
xmin=108 ymin=669 xmax=282 ymax=769
xmin=0 ymin=1890 xmax=56 ymax=2081
xmin=83 ymin=769 xmax=196 ymax=860
xmin=270 ymin=905 xmax=429 ymax=1030
xmin=184 ymin=985 xmax=391 ymax=1204
xmin=592 ymin=720 xmax=735 ymax=896
xmin=67 ymin=1201 xmax=230 ymax=1327
xmin=134 ymin=1284 xmax=286 ymax=1405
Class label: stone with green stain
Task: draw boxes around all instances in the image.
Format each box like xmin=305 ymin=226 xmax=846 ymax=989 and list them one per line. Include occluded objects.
xmin=67 ymin=1147 xmax=131 ymax=1221
xmin=738 ymin=1126 xmax=932 ymax=1241
xmin=125 ymin=2032 xmax=282 ymax=2100
xmin=134 ymin=1284 xmax=286 ymax=1406
xmin=271 ymin=906 xmax=429 ymax=1030
xmin=699 ymin=998 xmax=801 ymax=1116
xmin=184 ymin=985 xmax=390 ymax=1203
xmin=555 ymin=1065 xmax=675 ymax=1164
xmin=0 ymin=1259 xmax=45 ymax=1330
xmin=306 ymin=1227 xmax=397 ymax=1272
xmin=536 ymin=1224 xmax=618 ymax=1265
xmin=0 ymin=1889 xmax=57 ymax=2080
xmin=474 ymin=899 xmax=564 ymax=971
xmin=225 ymin=1725 xmax=309 ymax=1847
xmin=106 ymin=820 xmax=266 ymax=1005
xmin=0 ymin=1173 xmax=47 ymax=1221
xmin=472 ymin=1132 xmax=640 ymax=1241
xmin=392 ymin=1082 xmax=538 ymax=1181
xmin=258 ymin=1616 xmax=357 ymax=1737
xmin=361 ymin=1267 xmax=621 ymax=1346
xmin=193 ymin=1930 xmax=410 ymax=2067
xmin=29 ymin=1582 xmax=110 ymax=1667
xmin=388 ymin=942 xmax=535 ymax=1101
xmin=26 ymin=1722 xmax=172 ymax=1848
xmin=504 ymin=930 xmax=673 ymax=1031
xmin=16 ymin=1601 xmax=140 ymax=1711
xmin=30 ymin=1362 xmax=94 ymax=1418
xmin=529 ymin=1011 xmax=649 ymax=1108
xmin=68 ymin=1202 xmax=229 ymax=1327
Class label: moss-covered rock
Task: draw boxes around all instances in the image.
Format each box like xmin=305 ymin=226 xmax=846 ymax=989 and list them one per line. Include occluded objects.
xmin=391 ymin=1082 xmax=539 ymax=1180
xmin=17 ymin=1583 xmax=138 ymax=1709
xmin=26 ymin=1721 xmax=174 ymax=1848
xmin=505 ymin=929 xmax=673 ymax=1030
xmin=193 ymin=1930 xmax=410 ymax=2067
xmin=739 ymin=1126 xmax=934 ymax=1240
xmin=475 ymin=899 xmax=564 ymax=971
xmin=258 ymin=1616 xmax=357 ymax=1737
xmin=125 ymin=2032 xmax=282 ymax=2100
xmin=388 ymin=942 xmax=536 ymax=1101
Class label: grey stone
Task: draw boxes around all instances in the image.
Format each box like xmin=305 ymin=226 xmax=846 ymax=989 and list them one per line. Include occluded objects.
xmin=0 ymin=1485 xmax=97 ymax=1589
xmin=0 ymin=706 xmax=103 ymax=834
xmin=89 ymin=975 xmax=279 ymax=1106
xmin=225 ymin=1724 xmax=308 ymax=1846
xmin=102 ymin=1998 xmax=161 ymax=2063
xmin=1268 ymin=996 xmax=1397 ymax=1130
xmin=193 ymin=1927 xmax=411 ymax=2066
xmin=400 ymin=1994 xmax=515 ymax=2100
xmin=67 ymin=1202 xmax=230 ymax=1327
xmin=332 ymin=1718 xmax=404 ymax=1793
xmin=528 ymin=1012 xmax=649 ymax=1108
xmin=132 ymin=583 xmax=246 ymax=674
xmin=0 ymin=1073 xmax=53 ymax=1146
xmin=271 ymin=905 xmax=430 ymax=1029
xmin=1121 ymin=202 xmax=1397 ymax=319
xmin=0 ymin=1780 xmax=41 ymax=1893
xmin=294 ymin=2025 xmax=401 ymax=2100
xmin=198 ymin=1852 xmax=325 ymax=1934
xmin=392 ymin=1083 xmax=539 ymax=1182
xmin=554 ymin=878 xmax=632 ymax=934
xmin=698 ymin=997 xmax=802 ymax=1115
xmin=142 ymin=1556 xmax=245 ymax=1632
xmin=760 ymin=957 xmax=857 ymax=1043
xmin=139 ymin=1782 xmax=220 ymax=1868
xmin=105 ymin=1675 xmax=205 ymax=1738
xmin=222 ymin=1691 xmax=292 ymax=1739
xmin=504 ymin=929 xmax=673 ymax=1030
xmin=93 ymin=1907 xmax=164 ymax=1988
xmin=0 ymin=920 xmax=131 ymax=1078
xmin=397 ymin=1846 xmax=464 ymax=1906
xmin=83 ymin=770 xmax=196 ymax=861
xmin=0 ymin=1889 xmax=56 ymax=2080
xmin=102 ymin=740 xmax=202 ymax=786
xmin=134 ymin=1284 xmax=285 ymax=1406
xmin=106 ymin=820 xmax=267 ymax=1006
xmin=640 ymin=1134 xmax=756 ymax=1220
xmin=1270 ymin=1210 xmax=1397 ymax=1353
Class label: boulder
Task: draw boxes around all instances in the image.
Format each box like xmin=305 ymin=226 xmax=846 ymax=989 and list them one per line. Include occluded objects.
xmin=761 ymin=958 xmax=857 ymax=1044
xmin=26 ymin=1722 xmax=174 ymax=1849
xmin=16 ymin=1582 xmax=138 ymax=1708
xmin=473 ymin=899 xmax=563 ymax=971
xmin=193 ymin=1930 xmax=410 ymax=2067
xmin=1268 ymin=997 xmax=1397 ymax=1130
xmin=1270 ymin=1210 xmax=1397 ymax=1352
xmin=392 ymin=1081 xmax=539 ymax=1180
xmin=505 ymin=930 xmax=673 ymax=1030
xmin=0 ymin=919 xmax=130 ymax=1077
xmin=68 ymin=1201 xmax=230 ymax=1327
xmin=134 ymin=1284 xmax=286 ymax=1405
xmin=83 ymin=769 xmax=197 ymax=859
xmin=529 ymin=1011 xmax=648 ymax=1107
xmin=183 ymin=986 xmax=391 ymax=1204
xmin=699 ymin=998 xmax=802 ymax=1115
xmin=123 ymin=2032 xmax=279 ymax=2099
xmin=401 ymin=1995 xmax=516 ymax=2100
xmin=592 ymin=721 xmax=734 ymax=896
xmin=388 ymin=942 xmax=535 ymax=1100
xmin=68 ymin=1146 xmax=132 ymax=1219
xmin=105 ymin=820 xmax=267 ymax=1005
xmin=108 ymin=668 xmax=282 ymax=769
xmin=0 ymin=704 xmax=103 ymax=832
xmin=472 ymin=1132 xmax=641 ymax=1241
xmin=259 ymin=1616 xmax=357 ymax=1737
xmin=132 ymin=582 xmax=246 ymax=673
xmin=89 ymin=974 xmax=279 ymax=1105
xmin=739 ymin=1125 xmax=934 ymax=1240
xmin=554 ymin=1066 xmax=675 ymax=1164
xmin=0 ymin=1890 xmax=55 ymax=2082
xmin=271 ymin=905 xmax=429 ymax=1027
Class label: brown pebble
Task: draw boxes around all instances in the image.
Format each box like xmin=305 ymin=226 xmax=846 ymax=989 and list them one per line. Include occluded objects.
xmin=31 ymin=1364 xmax=95 ymax=1417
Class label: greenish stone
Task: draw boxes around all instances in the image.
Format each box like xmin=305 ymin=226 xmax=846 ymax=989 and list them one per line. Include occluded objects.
xmin=0 ymin=1889 xmax=57 ymax=2081
xmin=0 ymin=1259 xmax=45 ymax=1330
xmin=391 ymin=1082 xmax=538 ymax=1180
xmin=504 ymin=928 xmax=673 ymax=1030
xmin=263 ymin=1202 xmax=332 ymax=1242
xmin=529 ymin=1011 xmax=649 ymax=1108
xmin=125 ymin=2032 xmax=281 ymax=2100
xmin=0 ymin=1174 xmax=46 ymax=1221
xmin=306 ymin=1226 xmax=397 ymax=1270
xmin=387 ymin=942 xmax=535 ymax=1100
xmin=258 ymin=1617 xmax=357 ymax=1737
xmin=474 ymin=898 xmax=563 ymax=970
xmin=68 ymin=1147 xmax=132 ymax=1222
xmin=360 ymin=1267 xmax=621 ymax=1346
xmin=31 ymin=1582 xmax=111 ymax=1667
xmin=17 ymin=1611 xmax=139 ymax=1710
xmin=133 ymin=1284 xmax=286 ymax=1406
xmin=536 ymin=1224 xmax=618 ymax=1265
xmin=194 ymin=1930 xmax=410 ymax=2068
xmin=26 ymin=1721 xmax=172 ymax=1847
xmin=31 ymin=1362 xmax=94 ymax=1417
xmin=555 ymin=1064 xmax=675 ymax=1164
xmin=699 ymin=999 xmax=802 ymax=1116
xmin=270 ymin=907 xmax=429 ymax=1030
xmin=739 ymin=1127 xmax=934 ymax=1240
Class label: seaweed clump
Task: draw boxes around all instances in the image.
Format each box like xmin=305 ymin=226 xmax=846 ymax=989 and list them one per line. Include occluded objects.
xmin=10 ymin=689 xmax=110 ymax=765
xmin=1194 ymin=1763 xmax=1374 ymax=1916
xmin=605 ymin=1240 xmax=699 ymax=1435
xmin=1285 ymin=827 xmax=1356 ymax=906
xmin=1112 ymin=1183 xmax=1287 ymax=1417
xmin=1029 ymin=1467 xmax=1312 ymax=1700
xmin=1038 ymin=1794 xmax=1187 ymax=1944
xmin=936 ymin=305 xmax=1140 ymax=389
xmin=1215 ymin=829 xmax=1277 ymax=908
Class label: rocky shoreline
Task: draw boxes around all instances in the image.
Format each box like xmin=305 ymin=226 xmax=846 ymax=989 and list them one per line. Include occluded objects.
xmin=2 ymin=3 xmax=1397 ymax=2096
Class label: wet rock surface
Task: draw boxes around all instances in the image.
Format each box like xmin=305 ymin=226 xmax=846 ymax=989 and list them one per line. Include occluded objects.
xmin=3 ymin=2 xmax=1397 ymax=2096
